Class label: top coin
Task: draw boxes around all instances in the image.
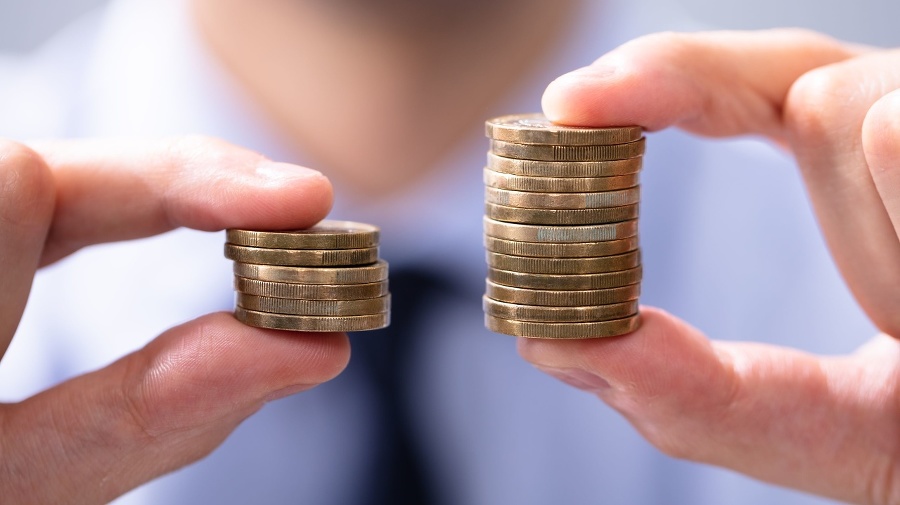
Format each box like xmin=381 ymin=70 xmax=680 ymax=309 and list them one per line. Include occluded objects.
xmin=226 ymin=220 xmax=379 ymax=249
xmin=485 ymin=113 xmax=642 ymax=146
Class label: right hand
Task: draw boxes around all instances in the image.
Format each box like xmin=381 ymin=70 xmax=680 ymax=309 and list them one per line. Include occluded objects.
xmin=521 ymin=29 xmax=900 ymax=504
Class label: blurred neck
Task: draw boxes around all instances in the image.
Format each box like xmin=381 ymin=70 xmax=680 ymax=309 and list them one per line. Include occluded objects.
xmin=192 ymin=0 xmax=578 ymax=197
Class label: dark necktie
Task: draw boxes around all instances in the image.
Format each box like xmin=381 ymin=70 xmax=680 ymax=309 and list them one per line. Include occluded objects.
xmin=348 ymin=265 xmax=461 ymax=505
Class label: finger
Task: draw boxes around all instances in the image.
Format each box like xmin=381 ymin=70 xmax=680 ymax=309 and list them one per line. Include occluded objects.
xmin=0 ymin=312 xmax=350 ymax=504
xmin=28 ymin=136 xmax=333 ymax=265
xmin=863 ymin=88 xmax=900 ymax=241
xmin=0 ymin=141 xmax=55 ymax=356
xmin=518 ymin=307 xmax=900 ymax=505
xmin=543 ymin=31 xmax=900 ymax=335
xmin=784 ymin=51 xmax=900 ymax=337
xmin=542 ymin=29 xmax=862 ymax=138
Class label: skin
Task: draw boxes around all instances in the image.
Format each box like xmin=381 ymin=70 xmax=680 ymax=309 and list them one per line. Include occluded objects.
xmin=0 ymin=137 xmax=350 ymax=504
xmin=190 ymin=0 xmax=577 ymax=197
xmin=522 ymin=29 xmax=900 ymax=504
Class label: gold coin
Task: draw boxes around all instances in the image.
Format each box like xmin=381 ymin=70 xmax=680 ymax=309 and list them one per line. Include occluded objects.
xmin=483 ymin=217 xmax=637 ymax=243
xmin=484 ymin=169 xmax=639 ymax=193
xmin=235 ymin=277 xmax=389 ymax=300
xmin=236 ymin=293 xmax=390 ymax=316
xmin=488 ymin=266 xmax=642 ymax=290
xmin=490 ymin=138 xmax=645 ymax=162
xmin=485 ymin=186 xmax=640 ymax=209
xmin=235 ymin=307 xmax=390 ymax=332
xmin=483 ymin=296 xmax=638 ymax=322
xmin=485 ymin=114 xmax=643 ymax=145
xmin=485 ymin=279 xmax=640 ymax=306
xmin=484 ymin=203 xmax=638 ymax=225
xmin=224 ymin=244 xmax=378 ymax=266
xmin=486 ymin=250 xmax=640 ymax=274
xmin=487 ymin=152 xmax=642 ymax=177
xmin=484 ymin=235 xmax=639 ymax=258
xmin=234 ymin=260 xmax=388 ymax=284
xmin=226 ymin=220 xmax=379 ymax=249
xmin=485 ymin=313 xmax=641 ymax=339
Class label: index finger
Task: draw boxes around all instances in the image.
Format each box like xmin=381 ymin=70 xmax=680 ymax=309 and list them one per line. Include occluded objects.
xmin=541 ymin=29 xmax=863 ymax=139
xmin=29 ymin=136 xmax=333 ymax=265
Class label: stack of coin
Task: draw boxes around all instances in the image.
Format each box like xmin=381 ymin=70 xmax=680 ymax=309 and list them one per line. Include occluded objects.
xmin=225 ymin=221 xmax=390 ymax=332
xmin=483 ymin=113 xmax=643 ymax=339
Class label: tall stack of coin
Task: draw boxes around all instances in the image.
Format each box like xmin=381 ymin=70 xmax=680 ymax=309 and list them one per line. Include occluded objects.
xmin=225 ymin=221 xmax=390 ymax=332
xmin=483 ymin=113 xmax=643 ymax=339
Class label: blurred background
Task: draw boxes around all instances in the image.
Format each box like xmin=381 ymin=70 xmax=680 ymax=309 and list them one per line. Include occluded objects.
xmin=2 ymin=0 xmax=900 ymax=52
xmin=0 ymin=0 xmax=106 ymax=52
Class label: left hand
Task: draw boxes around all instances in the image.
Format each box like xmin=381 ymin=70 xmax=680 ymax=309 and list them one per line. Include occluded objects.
xmin=0 ymin=137 xmax=349 ymax=504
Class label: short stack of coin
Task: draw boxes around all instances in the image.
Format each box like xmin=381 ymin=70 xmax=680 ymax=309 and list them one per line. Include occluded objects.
xmin=483 ymin=113 xmax=643 ymax=339
xmin=225 ymin=221 xmax=390 ymax=332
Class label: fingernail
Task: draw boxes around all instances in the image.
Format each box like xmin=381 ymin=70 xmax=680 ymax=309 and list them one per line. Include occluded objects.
xmin=255 ymin=162 xmax=324 ymax=182
xmin=536 ymin=366 xmax=611 ymax=393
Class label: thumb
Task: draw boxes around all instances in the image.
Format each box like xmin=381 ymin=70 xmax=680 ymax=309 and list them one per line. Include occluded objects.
xmin=518 ymin=307 xmax=899 ymax=504
xmin=518 ymin=307 xmax=734 ymax=456
xmin=0 ymin=313 xmax=350 ymax=505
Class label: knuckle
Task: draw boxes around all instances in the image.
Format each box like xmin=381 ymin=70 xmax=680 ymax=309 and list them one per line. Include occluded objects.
xmin=121 ymin=384 xmax=162 ymax=444
xmin=0 ymin=140 xmax=55 ymax=224
xmin=784 ymin=65 xmax=862 ymax=141
xmin=118 ymin=353 xmax=171 ymax=442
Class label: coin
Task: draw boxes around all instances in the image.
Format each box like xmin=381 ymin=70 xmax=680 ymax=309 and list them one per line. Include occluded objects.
xmin=483 ymin=217 xmax=638 ymax=243
xmin=236 ymin=293 xmax=390 ymax=316
xmin=486 ymin=250 xmax=640 ymax=274
xmin=483 ymin=115 xmax=645 ymax=339
xmin=485 ymin=186 xmax=640 ymax=209
xmin=485 ymin=314 xmax=641 ymax=339
xmin=485 ymin=279 xmax=640 ymax=306
xmin=483 ymin=296 xmax=638 ymax=322
xmin=484 ymin=169 xmax=639 ymax=192
xmin=483 ymin=235 xmax=639 ymax=258
xmin=488 ymin=266 xmax=642 ymax=290
xmin=235 ymin=277 xmax=389 ymax=300
xmin=487 ymin=152 xmax=642 ymax=177
xmin=224 ymin=244 xmax=379 ymax=266
xmin=226 ymin=221 xmax=379 ymax=249
xmin=234 ymin=260 xmax=388 ymax=284
xmin=485 ymin=114 xmax=643 ymax=145
xmin=235 ymin=307 xmax=390 ymax=332
xmin=484 ymin=202 xmax=638 ymax=225
xmin=490 ymin=139 xmax=645 ymax=162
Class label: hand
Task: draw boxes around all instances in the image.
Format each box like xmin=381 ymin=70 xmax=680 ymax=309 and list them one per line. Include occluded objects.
xmin=520 ymin=29 xmax=900 ymax=504
xmin=0 ymin=137 xmax=350 ymax=504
